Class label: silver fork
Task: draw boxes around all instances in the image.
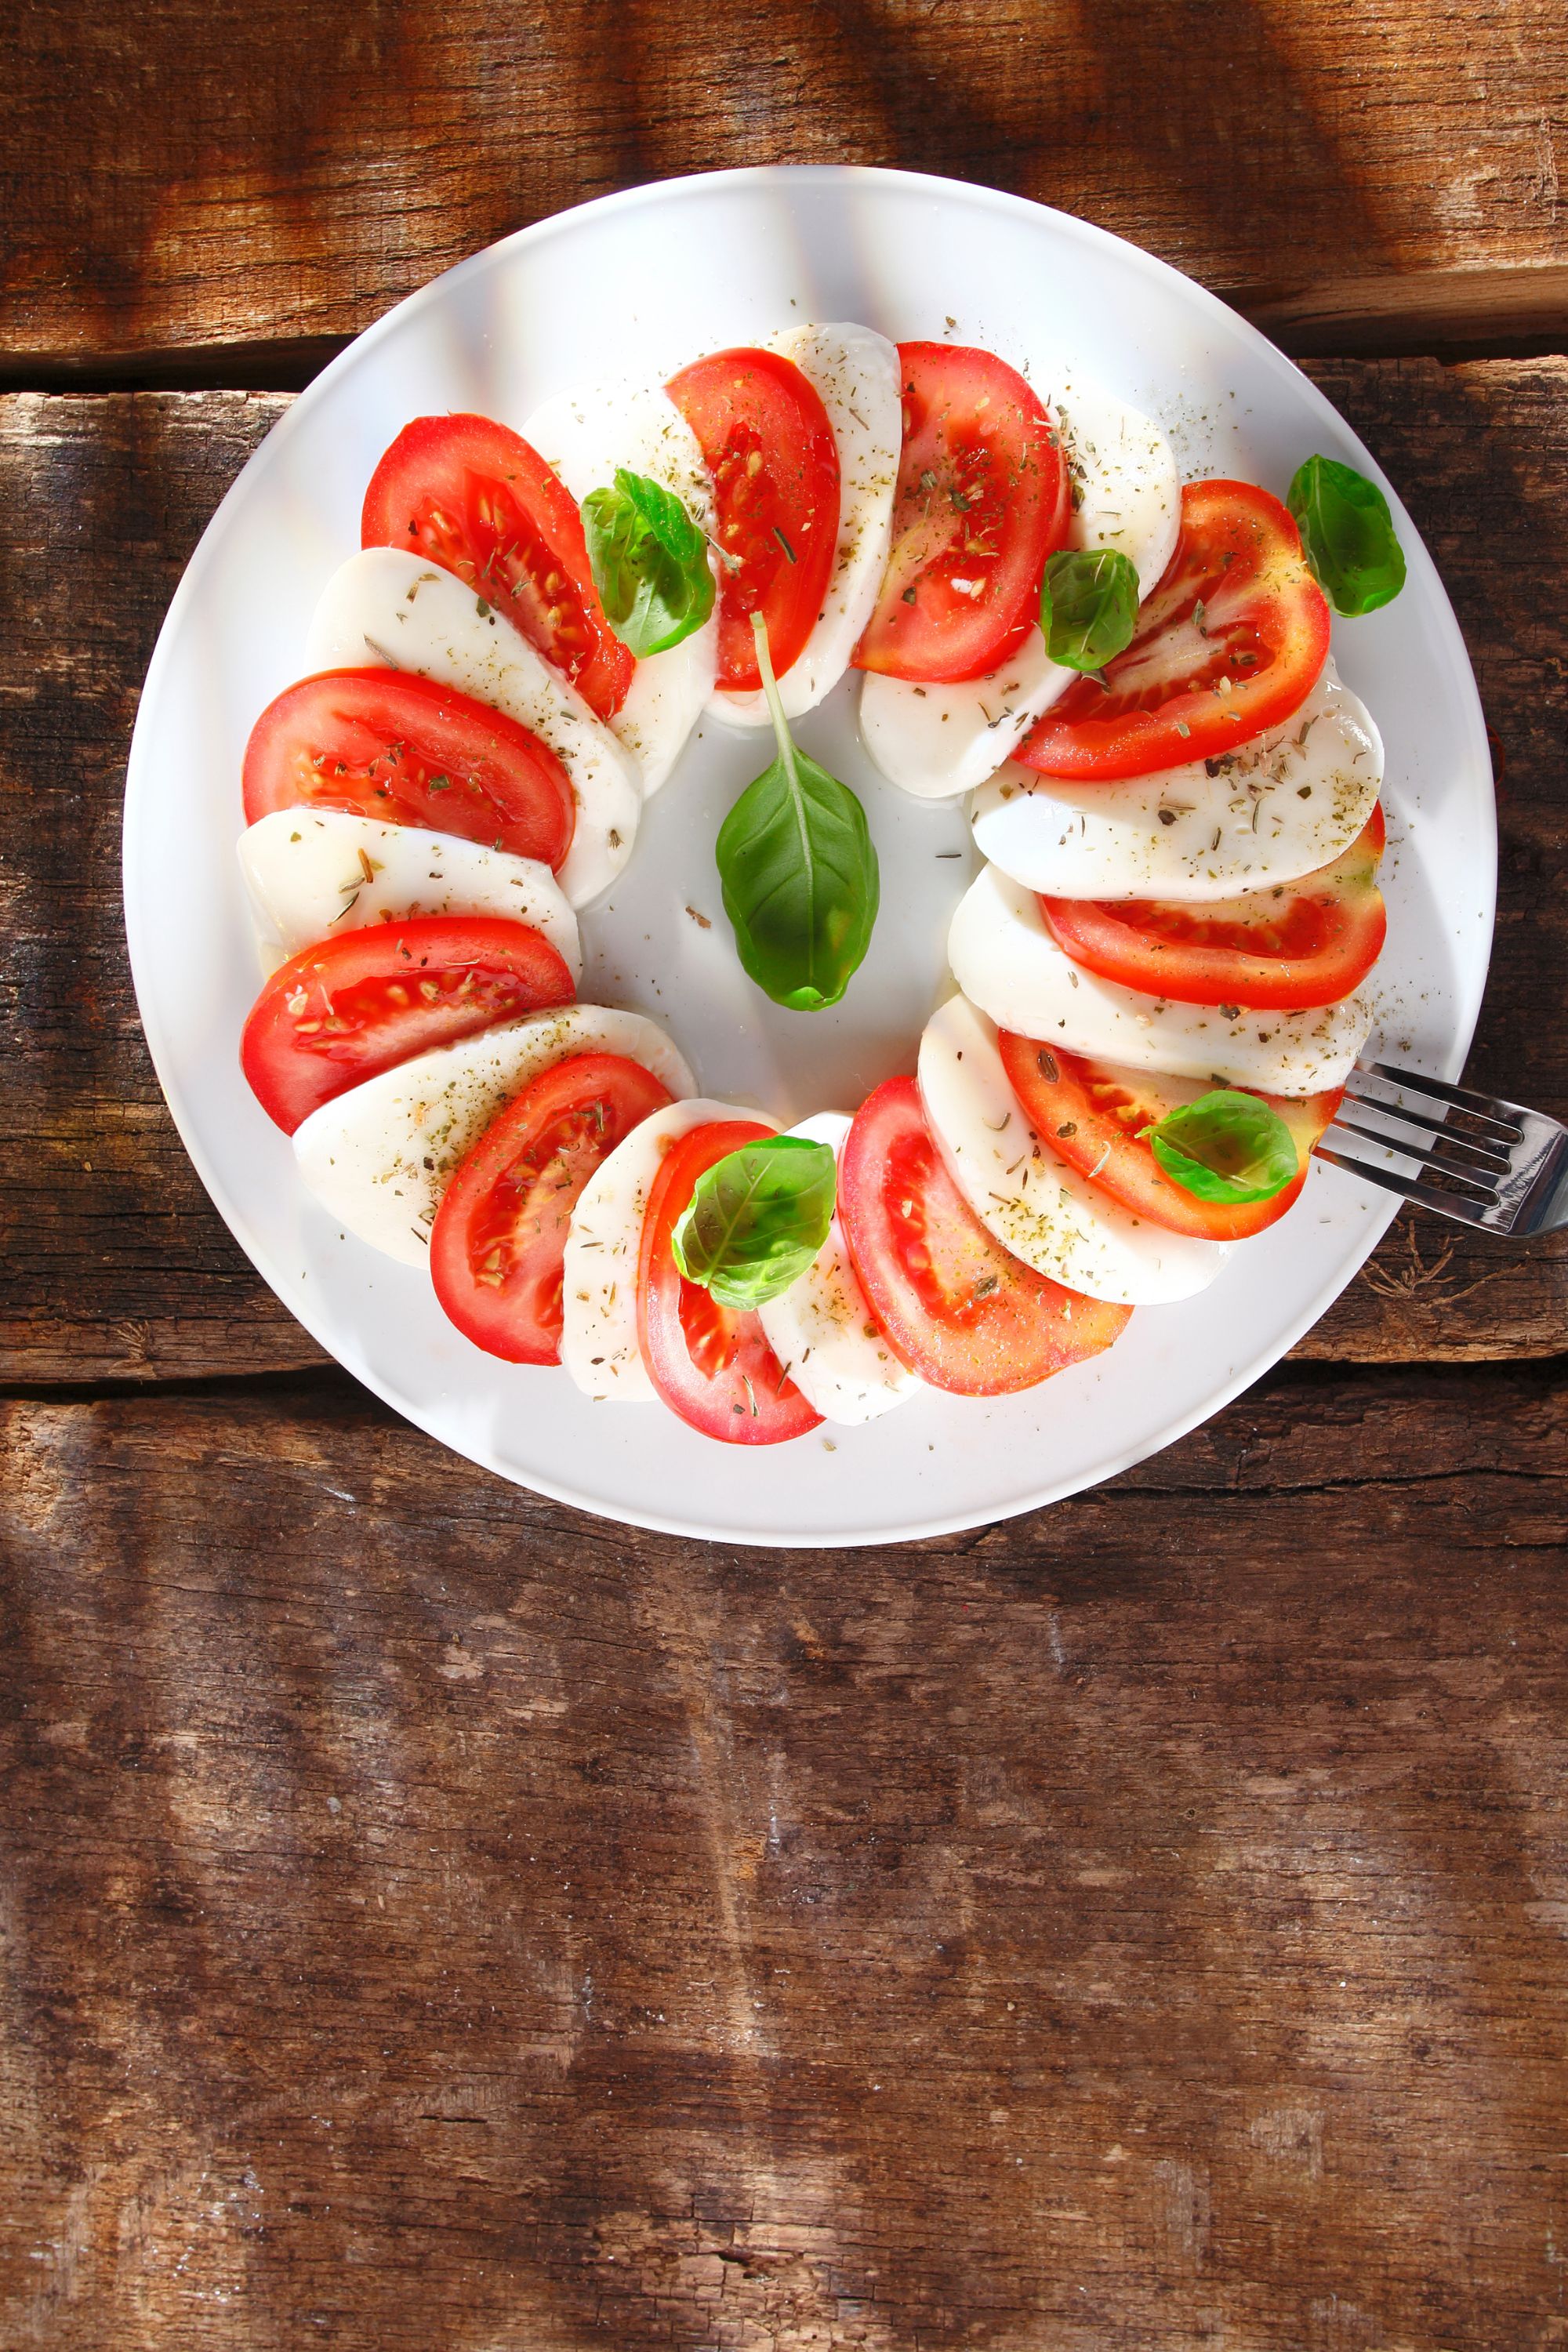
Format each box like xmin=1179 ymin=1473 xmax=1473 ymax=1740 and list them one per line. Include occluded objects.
xmin=1314 ymin=1063 xmax=1568 ymax=1236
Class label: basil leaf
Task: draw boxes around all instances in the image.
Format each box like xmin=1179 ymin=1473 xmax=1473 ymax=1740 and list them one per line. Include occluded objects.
xmin=670 ymin=1136 xmax=837 ymax=1309
xmin=715 ymin=615 xmax=879 ymax=1011
xmin=1287 ymin=455 xmax=1406 ymax=618
xmin=1039 ymin=546 xmax=1140 ymax=672
xmin=1145 ymin=1089 xmax=1300 ymax=1205
xmin=580 ymin=467 xmax=715 ymax=657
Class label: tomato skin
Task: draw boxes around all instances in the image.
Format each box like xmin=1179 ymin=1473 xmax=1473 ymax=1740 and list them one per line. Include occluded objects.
xmin=1040 ymin=806 xmax=1387 ymax=1011
xmin=430 ymin=1053 xmax=673 ymax=1365
xmin=241 ymin=668 xmax=576 ymax=869
xmin=361 ymin=413 xmax=633 ymax=718
xmin=665 ymin=349 xmax=840 ymax=691
xmin=1020 ymin=479 xmax=1330 ymax=779
xmin=637 ymin=1120 xmax=823 ymax=1444
xmin=854 ymin=342 xmax=1071 ymax=684
xmin=241 ymin=915 xmax=575 ymax=1136
xmin=997 ymin=1035 xmax=1341 ymax=1242
xmin=837 ymin=1077 xmax=1129 ymax=1396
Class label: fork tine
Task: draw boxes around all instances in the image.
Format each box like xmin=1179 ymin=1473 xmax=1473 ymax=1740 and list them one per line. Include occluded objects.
xmin=1312 ymin=1145 xmax=1497 ymax=1225
xmin=1327 ymin=1106 xmax=1515 ymax=1178
xmin=1339 ymin=1078 xmax=1515 ymax=1156
xmin=1323 ymin=1116 xmax=1503 ymax=1193
xmin=1358 ymin=1062 xmax=1525 ymax=1135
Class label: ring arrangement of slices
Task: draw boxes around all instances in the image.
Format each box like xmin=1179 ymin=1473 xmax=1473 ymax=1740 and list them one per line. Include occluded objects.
xmin=234 ymin=325 xmax=1404 ymax=1446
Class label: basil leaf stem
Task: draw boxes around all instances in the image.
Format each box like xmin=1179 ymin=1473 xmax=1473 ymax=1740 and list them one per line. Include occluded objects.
xmin=1144 ymin=1089 xmax=1300 ymax=1205
xmin=1039 ymin=546 xmax=1141 ymax=672
xmin=1287 ymin=455 xmax=1406 ymax=618
xmin=713 ymin=615 xmax=880 ymax=1011
xmin=670 ymin=1135 xmax=837 ymax=1308
xmin=580 ymin=467 xmax=715 ymax=657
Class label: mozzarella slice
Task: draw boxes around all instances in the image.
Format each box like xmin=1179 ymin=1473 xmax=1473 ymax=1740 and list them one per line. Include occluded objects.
xmin=292 ymin=1006 xmax=695 ymax=1267
xmin=238 ymin=808 xmax=581 ymax=981
xmin=521 ymin=379 xmax=717 ymax=794
xmin=754 ymin=1112 xmax=922 ymax=1425
xmin=858 ymin=373 xmax=1180 ymax=800
xmin=305 ymin=548 xmax=641 ymax=909
xmin=949 ymin=864 xmax=1372 ymax=1095
xmin=918 ymin=995 xmax=1229 ymax=1306
xmin=970 ymin=662 xmax=1384 ymax=901
xmin=710 ymin=324 xmax=902 ymax=727
xmin=560 ymin=1097 xmax=769 ymax=1403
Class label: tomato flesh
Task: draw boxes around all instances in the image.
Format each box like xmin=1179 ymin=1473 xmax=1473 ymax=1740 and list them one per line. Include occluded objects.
xmin=665 ymin=349 xmax=840 ymax=691
xmin=637 ymin=1120 xmax=823 ymax=1443
xmin=241 ymin=668 xmax=576 ymax=869
xmin=241 ymin=914 xmax=575 ymax=1135
xmin=430 ymin=1053 xmax=673 ymax=1365
xmin=837 ymin=1077 xmax=1129 ymax=1396
xmin=1040 ymin=806 xmax=1386 ymax=1011
xmin=854 ymin=342 xmax=1071 ymax=684
xmin=1020 ymin=478 xmax=1330 ymax=779
xmin=361 ymin=413 xmax=633 ymax=718
xmin=998 ymin=1035 xmax=1341 ymax=1242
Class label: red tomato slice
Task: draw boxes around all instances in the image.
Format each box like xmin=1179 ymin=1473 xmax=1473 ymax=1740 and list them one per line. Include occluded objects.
xmin=361 ymin=413 xmax=633 ymax=718
xmin=837 ymin=1077 xmax=1129 ymax=1396
xmin=241 ymin=915 xmax=575 ymax=1135
xmin=241 ymin=668 xmax=575 ymax=869
xmin=665 ymin=349 xmax=840 ymax=692
xmin=1019 ymin=479 xmax=1330 ymax=780
xmin=430 ymin=1053 xmax=673 ymax=1365
xmin=1040 ymin=806 xmax=1386 ymax=1011
xmin=853 ymin=343 xmax=1071 ymax=684
xmin=637 ymin=1120 xmax=823 ymax=1444
xmin=997 ymin=1036 xmax=1341 ymax=1242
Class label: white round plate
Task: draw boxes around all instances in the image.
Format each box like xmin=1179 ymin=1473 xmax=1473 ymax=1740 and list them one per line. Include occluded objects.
xmin=124 ymin=166 xmax=1494 ymax=1548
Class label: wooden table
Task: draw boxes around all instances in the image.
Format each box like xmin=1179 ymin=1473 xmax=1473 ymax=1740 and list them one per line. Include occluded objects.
xmin=3 ymin=9 xmax=1566 ymax=2344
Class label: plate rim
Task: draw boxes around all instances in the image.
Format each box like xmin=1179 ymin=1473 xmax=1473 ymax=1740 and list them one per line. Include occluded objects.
xmin=122 ymin=162 xmax=1495 ymax=1548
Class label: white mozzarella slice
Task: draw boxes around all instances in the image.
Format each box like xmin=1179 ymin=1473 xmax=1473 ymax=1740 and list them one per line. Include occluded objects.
xmin=754 ymin=1112 xmax=921 ymax=1425
xmin=858 ymin=374 xmax=1180 ymax=799
xmin=970 ymin=662 xmax=1384 ymax=901
xmin=918 ymin=996 xmax=1229 ymax=1307
xmin=521 ymin=379 xmax=717 ymax=795
xmin=238 ymin=808 xmax=581 ymax=982
xmin=304 ymin=548 xmax=641 ymax=909
xmin=949 ymin=865 xmax=1372 ymax=1095
xmin=710 ymin=324 xmax=902 ymax=727
xmin=292 ymin=1006 xmax=695 ymax=1268
xmin=560 ymin=1097 xmax=769 ymax=1404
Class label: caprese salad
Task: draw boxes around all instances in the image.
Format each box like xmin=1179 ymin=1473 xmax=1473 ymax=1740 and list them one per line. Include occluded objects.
xmin=231 ymin=326 xmax=1404 ymax=1446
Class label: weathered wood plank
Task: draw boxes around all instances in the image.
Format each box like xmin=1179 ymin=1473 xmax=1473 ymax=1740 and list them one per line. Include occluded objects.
xmin=1 ymin=1364 xmax=1564 ymax=2347
xmin=2 ymin=1 xmax=1566 ymax=366
xmin=2 ymin=364 xmax=1564 ymax=1383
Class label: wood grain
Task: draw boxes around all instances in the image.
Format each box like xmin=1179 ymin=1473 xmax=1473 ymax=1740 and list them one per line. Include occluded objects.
xmin=3 ymin=362 xmax=1564 ymax=1381
xmin=2 ymin=0 xmax=1566 ymax=368
xmin=1 ymin=1361 xmax=1564 ymax=2348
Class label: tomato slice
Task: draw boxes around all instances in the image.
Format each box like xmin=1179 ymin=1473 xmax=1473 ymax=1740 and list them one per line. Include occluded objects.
xmin=636 ymin=1120 xmax=823 ymax=1443
xmin=837 ymin=1077 xmax=1129 ymax=1396
xmin=241 ymin=914 xmax=575 ymax=1135
xmin=997 ymin=1036 xmax=1341 ymax=1242
xmin=664 ymin=349 xmax=840 ymax=691
xmin=1040 ymin=806 xmax=1386 ymax=1011
xmin=430 ymin=1052 xmax=673 ymax=1365
xmin=361 ymin=413 xmax=633 ymax=718
xmin=1019 ymin=479 xmax=1330 ymax=779
xmin=853 ymin=343 xmax=1070 ymax=685
xmin=241 ymin=669 xmax=576 ymax=869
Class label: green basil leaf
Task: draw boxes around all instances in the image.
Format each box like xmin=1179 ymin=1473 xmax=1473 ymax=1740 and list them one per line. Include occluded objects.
xmin=1287 ymin=455 xmax=1406 ymax=618
xmin=715 ymin=615 xmax=879 ymax=1011
xmin=1039 ymin=546 xmax=1140 ymax=672
xmin=580 ymin=467 xmax=715 ymax=658
xmin=670 ymin=1136 xmax=837 ymax=1309
xmin=1145 ymin=1089 xmax=1300 ymax=1205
